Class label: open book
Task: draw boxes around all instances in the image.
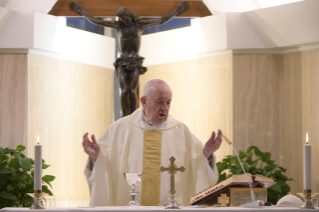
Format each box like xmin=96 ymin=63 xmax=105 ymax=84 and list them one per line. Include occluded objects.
xmin=190 ymin=173 xmax=276 ymax=205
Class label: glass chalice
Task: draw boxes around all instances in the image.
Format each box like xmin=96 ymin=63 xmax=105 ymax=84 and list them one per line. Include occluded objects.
xmin=124 ymin=172 xmax=143 ymax=206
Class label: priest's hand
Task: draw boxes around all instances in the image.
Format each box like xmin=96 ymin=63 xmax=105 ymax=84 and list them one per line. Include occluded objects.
xmin=203 ymin=129 xmax=222 ymax=159
xmin=82 ymin=132 xmax=100 ymax=161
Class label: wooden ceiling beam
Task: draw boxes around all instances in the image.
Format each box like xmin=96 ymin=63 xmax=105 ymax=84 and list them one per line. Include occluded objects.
xmin=49 ymin=0 xmax=212 ymax=17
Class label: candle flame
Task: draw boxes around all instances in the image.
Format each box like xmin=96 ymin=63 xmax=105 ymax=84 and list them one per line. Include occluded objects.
xmin=306 ymin=132 xmax=308 ymax=145
xmin=37 ymin=135 xmax=40 ymax=145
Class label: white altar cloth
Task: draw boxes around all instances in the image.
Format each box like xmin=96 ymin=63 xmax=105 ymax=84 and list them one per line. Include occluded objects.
xmin=1 ymin=206 xmax=319 ymax=212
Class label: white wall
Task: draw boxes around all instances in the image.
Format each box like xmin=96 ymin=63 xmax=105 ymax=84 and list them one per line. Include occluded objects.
xmin=202 ymin=0 xmax=304 ymax=15
xmin=244 ymin=0 xmax=319 ymax=48
xmin=0 ymin=5 xmax=115 ymax=69
xmin=141 ymin=0 xmax=319 ymax=66
xmin=4 ymin=0 xmax=57 ymax=13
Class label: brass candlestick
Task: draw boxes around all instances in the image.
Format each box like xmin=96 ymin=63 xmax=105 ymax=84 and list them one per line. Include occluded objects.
xmin=299 ymin=189 xmax=315 ymax=209
xmin=27 ymin=190 xmax=47 ymax=209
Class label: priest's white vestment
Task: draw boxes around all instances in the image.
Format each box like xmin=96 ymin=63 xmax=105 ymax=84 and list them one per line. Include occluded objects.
xmin=85 ymin=108 xmax=218 ymax=206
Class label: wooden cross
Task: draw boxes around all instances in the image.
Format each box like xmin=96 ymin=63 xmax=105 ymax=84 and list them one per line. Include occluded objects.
xmin=160 ymin=157 xmax=185 ymax=197
xmin=218 ymin=193 xmax=229 ymax=207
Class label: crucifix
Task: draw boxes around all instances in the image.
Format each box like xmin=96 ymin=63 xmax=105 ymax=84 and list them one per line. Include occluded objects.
xmin=218 ymin=193 xmax=229 ymax=207
xmin=160 ymin=156 xmax=185 ymax=209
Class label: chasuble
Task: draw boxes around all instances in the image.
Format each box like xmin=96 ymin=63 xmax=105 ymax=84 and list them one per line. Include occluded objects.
xmin=84 ymin=108 xmax=218 ymax=206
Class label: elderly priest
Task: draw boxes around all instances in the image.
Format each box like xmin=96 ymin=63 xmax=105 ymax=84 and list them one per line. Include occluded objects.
xmin=83 ymin=79 xmax=223 ymax=206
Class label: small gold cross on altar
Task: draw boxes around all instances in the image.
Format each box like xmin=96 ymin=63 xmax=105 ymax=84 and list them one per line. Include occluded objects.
xmin=218 ymin=193 xmax=229 ymax=207
xmin=160 ymin=157 xmax=185 ymax=197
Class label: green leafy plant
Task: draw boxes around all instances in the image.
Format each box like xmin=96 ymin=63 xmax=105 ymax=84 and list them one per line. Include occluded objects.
xmin=0 ymin=145 xmax=55 ymax=208
xmin=216 ymin=146 xmax=293 ymax=204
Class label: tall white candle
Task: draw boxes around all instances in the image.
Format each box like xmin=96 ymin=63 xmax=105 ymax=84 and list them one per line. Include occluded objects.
xmin=304 ymin=132 xmax=311 ymax=190
xmin=34 ymin=135 xmax=42 ymax=190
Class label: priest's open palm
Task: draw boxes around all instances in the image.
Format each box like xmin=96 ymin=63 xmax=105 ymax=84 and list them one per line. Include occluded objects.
xmin=203 ymin=129 xmax=222 ymax=158
xmin=82 ymin=132 xmax=100 ymax=161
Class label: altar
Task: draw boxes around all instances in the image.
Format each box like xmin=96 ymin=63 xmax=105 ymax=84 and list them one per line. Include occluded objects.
xmin=1 ymin=206 xmax=319 ymax=212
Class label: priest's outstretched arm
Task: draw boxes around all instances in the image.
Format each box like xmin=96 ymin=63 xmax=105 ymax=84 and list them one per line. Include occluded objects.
xmin=83 ymin=129 xmax=222 ymax=173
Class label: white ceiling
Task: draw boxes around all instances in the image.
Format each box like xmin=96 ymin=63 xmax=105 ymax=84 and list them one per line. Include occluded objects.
xmin=202 ymin=0 xmax=304 ymax=14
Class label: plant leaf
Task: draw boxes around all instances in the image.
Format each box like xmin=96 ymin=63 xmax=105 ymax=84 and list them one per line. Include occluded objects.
xmin=7 ymin=184 xmax=14 ymax=191
xmin=42 ymin=185 xmax=53 ymax=196
xmin=25 ymin=184 xmax=34 ymax=193
xmin=10 ymin=157 xmax=20 ymax=171
xmin=267 ymin=160 xmax=275 ymax=165
xmin=268 ymin=183 xmax=282 ymax=193
xmin=262 ymin=152 xmax=271 ymax=163
xmin=218 ymin=173 xmax=227 ymax=182
xmin=24 ymin=195 xmax=34 ymax=206
xmin=216 ymin=162 xmax=227 ymax=174
xmin=19 ymin=157 xmax=32 ymax=171
xmin=0 ymin=176 xmax=7 ymax=186
xmin=279 ymin=166 xmax=287 ymax=172
xmin=277 ymin=181 xmax=290 ymax=194
xmin=265 ymin=164 xmax=279 ymax=172
xmin=247 ymin=146 xmax=263 ymax=157
xmin=42 ymin=175 xmax=55 ymax=182
xmin=7 ymin=173 xmax=21 ymax=181
xmin=0 ymin=191 xmax=18 ymax=200
xmin=16 ymin=145 xmax=25 ymax=152
xmin=3 ymin=148 xmax=16 ymax=155
xmin=42 ymin=164 xmax=50 ymax=169
xmin=0 ymin=168 xmax=14 ymax=174
xmin=43 ymin=180 xmax=52 ymax=188
xmin=0 ymin=153 xmax=9 ymax=162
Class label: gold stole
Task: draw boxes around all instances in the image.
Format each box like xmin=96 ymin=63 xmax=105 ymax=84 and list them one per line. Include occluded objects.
xmin=141 ymin=130 xmax=162 ymax=206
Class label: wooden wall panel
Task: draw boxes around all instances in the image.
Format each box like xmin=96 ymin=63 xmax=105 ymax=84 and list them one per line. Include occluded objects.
xmin=0 ymin=54 xmax=28 ymax=151
xmin=302 ymin=48 xmax=319 ymax=194
xmin=233 ymin=54 xmax=283 ymax=164
xmin=139 ymin=54 xmax=234 ymax=162
xmin=282 ymin=51 xmax=303 ymax=194
xmin=27 ymin=54 xmax=114 ymax=199
xmin=282 ymin=49 xmax=319 ymax=195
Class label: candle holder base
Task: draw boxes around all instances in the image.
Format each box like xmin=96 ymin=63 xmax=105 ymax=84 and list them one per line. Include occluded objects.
xmin=297 ymin=189 xmax=317 ymax=209
xmin=27 ymin=190 xmax=48 ymax=209
xmin=165 ymin=196 xmax=180 ymax=209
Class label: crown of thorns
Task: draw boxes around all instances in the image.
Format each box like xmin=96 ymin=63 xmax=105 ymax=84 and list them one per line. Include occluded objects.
xmin=116 ymin=7 xmax=134 ymax=17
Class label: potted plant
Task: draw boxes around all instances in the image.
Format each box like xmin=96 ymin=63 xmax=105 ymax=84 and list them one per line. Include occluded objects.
xmin=216 ymin=146 xmax=293 ymax=204
xmin=0 ymin=145 xmax=55 ymax=208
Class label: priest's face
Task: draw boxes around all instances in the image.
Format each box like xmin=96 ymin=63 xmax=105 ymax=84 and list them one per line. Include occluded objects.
xmin=141 ymin=84 xmax=172 ymax=125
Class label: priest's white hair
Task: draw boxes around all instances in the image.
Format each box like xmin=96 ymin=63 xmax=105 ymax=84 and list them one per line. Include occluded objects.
xmin=142 ymin=79 xmax=169 ymax=97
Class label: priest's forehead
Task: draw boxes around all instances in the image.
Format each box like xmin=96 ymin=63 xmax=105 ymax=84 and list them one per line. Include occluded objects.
xmin=143 ymin=79 xmax=172 ymax=97
xmin=149 ymin=85 xmax=172 ymax=99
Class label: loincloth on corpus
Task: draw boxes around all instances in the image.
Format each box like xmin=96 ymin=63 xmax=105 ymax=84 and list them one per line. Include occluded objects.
xmin=113 ymin=57 xmax=147 ymax=75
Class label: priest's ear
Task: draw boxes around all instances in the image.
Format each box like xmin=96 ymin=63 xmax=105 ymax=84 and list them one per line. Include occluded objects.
xmin=141 ymin=96 xmax=147 ymax=108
